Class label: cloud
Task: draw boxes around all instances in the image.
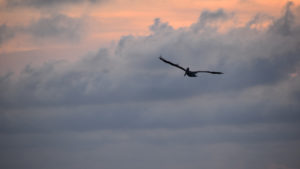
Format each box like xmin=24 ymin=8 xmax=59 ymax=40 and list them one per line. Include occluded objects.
xmin=1 ymin=4 xmax=300 ymax=132
xmin=269 ymin=1 xmax=295 ymax=36
xmin=149 ymin=18 xmax=174 ymax=33
xmin=0 ymin=24 xmax=15 ymax=45
xmin=0 ymin=4 xmax=299 ymax=110
xmin=5 ymin=0 xmax=103 ymax=8
xmin=1 ymin=2 xmax=300 ymax=169
xmin=0 ymin=14 xmax=84 ymax=45
xmin=192 ymin=8 xmax=234 ymax=32
xmin=26 ymin=14 xmax=84 ymax=41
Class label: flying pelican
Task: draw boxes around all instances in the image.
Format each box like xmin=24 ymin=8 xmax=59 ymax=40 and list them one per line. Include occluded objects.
xmin=159 ymin=56 xmax=223 ymax=77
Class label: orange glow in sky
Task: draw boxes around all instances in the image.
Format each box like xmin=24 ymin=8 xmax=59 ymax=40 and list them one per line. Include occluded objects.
xmin=1 ymin=0 xmax=300 ymax=74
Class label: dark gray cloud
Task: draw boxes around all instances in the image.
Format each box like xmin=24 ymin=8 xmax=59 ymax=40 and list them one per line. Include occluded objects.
xmin=0 ymin=24 xmax=15 ymax=45
xmin=1 ymin=2 xmax=300 ymax=169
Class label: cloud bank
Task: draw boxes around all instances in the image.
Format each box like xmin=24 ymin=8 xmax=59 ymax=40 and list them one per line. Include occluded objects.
xmin=1 ymin=2 xmax=300 ymax=169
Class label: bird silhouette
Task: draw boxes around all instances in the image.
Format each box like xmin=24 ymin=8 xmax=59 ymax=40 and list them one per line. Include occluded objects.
xmin=159 ymin=56 xmax=223 ymax=77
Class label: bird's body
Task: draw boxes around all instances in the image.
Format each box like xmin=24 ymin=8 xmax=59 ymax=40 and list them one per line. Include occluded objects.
xmin=159 ymin=56 xmax=223 ymax=77
xmin=183 ymin=68 xmax=196 ymax=77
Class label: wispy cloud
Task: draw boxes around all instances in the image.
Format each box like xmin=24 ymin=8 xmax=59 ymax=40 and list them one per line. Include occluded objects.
xmin=0 ymin=14 xmax=85 ymax=46
xmin=27 ymin=14 xmax=84 ymax=40
xmin=5 ymin=0 xmax=104 ymax=8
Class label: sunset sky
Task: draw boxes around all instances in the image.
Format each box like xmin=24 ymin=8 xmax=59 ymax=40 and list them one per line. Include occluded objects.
xmin=1 ymin=0 xmax=299 ymax=73
xmin=1 ymin=0 xmax=300 ymax=169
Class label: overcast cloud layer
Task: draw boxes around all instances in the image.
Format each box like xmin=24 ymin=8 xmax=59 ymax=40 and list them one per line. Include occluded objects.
xmin=1 ymin=2 xmax=300 ymax=169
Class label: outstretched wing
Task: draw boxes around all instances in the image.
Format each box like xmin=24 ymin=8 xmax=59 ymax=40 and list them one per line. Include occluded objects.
xmin=159 ymin=56 xmax=186 ymax=71
xmin=195 ymin=71 xmax=224 ymax=74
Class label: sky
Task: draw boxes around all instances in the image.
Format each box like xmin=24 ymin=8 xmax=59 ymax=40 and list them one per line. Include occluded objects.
xmin=1 ymin=0 xmax=300 ymax=169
